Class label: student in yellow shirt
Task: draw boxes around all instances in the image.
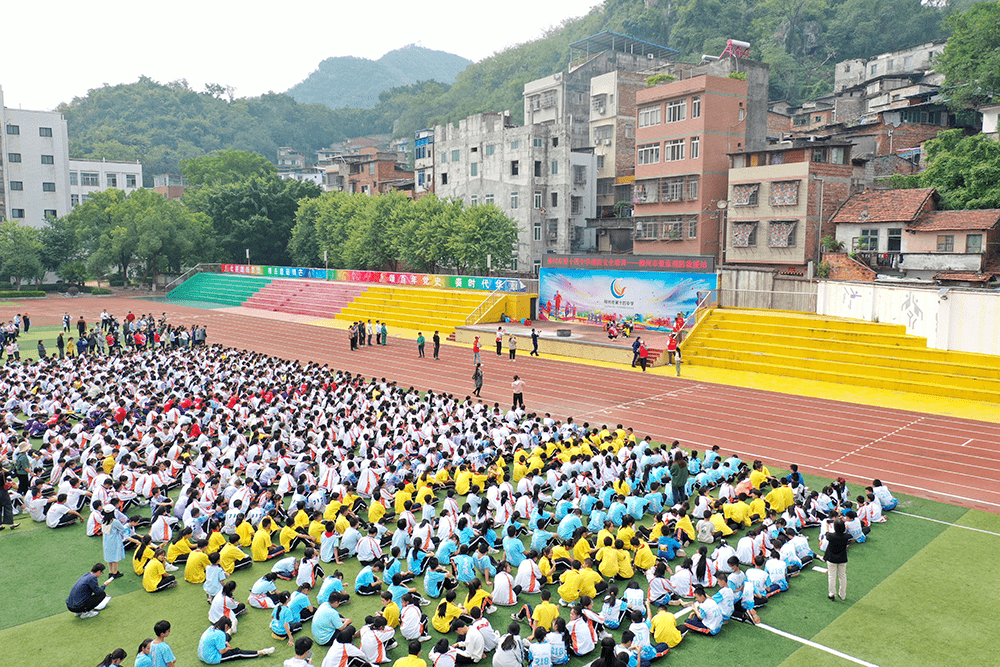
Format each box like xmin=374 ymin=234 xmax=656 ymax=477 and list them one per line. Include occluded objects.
xmin=632 ymin=537 xmax=656 ymax=572
xmin=595 ymin=538 xmax=620 ymax=579
xmin=747 ymin=491 xmax=767 ymax=523
xmin=380 ymin=591 xmax=401 ymax=628
xmin=764 ymin=483 xmax=788 ymax=514
xmin=219 ymin=534 xmax=251 ymax=574
xmin=539 ymin=548 xmax=555 ymax=584
xmin=463 ymin=578 xmax=492 ymax=614
xmin=394 ymin=488 xmax=413 ymax=515
xmin=143 ymin=549 xmax=177 ymax=593
xmin=279 ymin=516 xmax=316 ymax=553
xmin=132 ymin=535 xmax=157 ymax=576
xmin=166 ymin=528 xmax=194 ymax=564
xmin=455 ymin=467 xmax=474 ymax=495
xmin=557 ymin=561 xmax=583 ymax=604
xmin=647 ymin=600 xmax=684 ymax=648
xmin=252 ymin=519 xmax=285 ymax=562
xmin=578 ymin=558 xmax=605 ymax=599
xmin=573 ymin=534 xmax=593 ymax=563
xmin=674 ymin=512 xmax=696 ymax=545
xmin=392 ymin=640 xmax=427 ymax=667
xmin=615 ymin=541 xmax=635 ymax=580
xmin=431 ymin=590 xmax=469 ymax=634
xmin=512 ymin=588 xmax=560 ymax=630
xmin=206 ymin=524 xmax=227 ymax=555
xmin=617 ymin=520 xmax=637 ymax=551
xmin=184 ymin=542 xmax=211 ymax=583
xmin=235 ymin=517 xmax=254 ymax=547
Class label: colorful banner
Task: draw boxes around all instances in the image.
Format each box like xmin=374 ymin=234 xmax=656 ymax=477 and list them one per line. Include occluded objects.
xmin=542 ymin=253 xmax=715 ymax=272
xmin=538 ymin=267 xmax=717 ymax=331
xmin=219 ymin=264 xmax=526 ymax=292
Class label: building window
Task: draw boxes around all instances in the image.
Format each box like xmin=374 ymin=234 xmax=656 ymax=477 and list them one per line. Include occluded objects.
xmin=70 ymin=172 xmax=79 ymax=186
xmin=552 ymin=137 xmax=559 ymax=147
xmin=11 ymin=209 xmax=25 ymax=219
xmin=71 ymin=194 xmax=80 ymax=206
xmin=550 ymin=192 xmax=558 ymax=208
xmin=441 ymin=152 xmax=447 ymax=164
xmin=637 ymin=143 xmax=660 ymax=165
xmin=635 ymin=219 xmax=659 ymax=240
xmin=859 ymin=229 xmax=879 ymax=251
xmin=768 ymin=221 xmax=797 ymax=247
xmin=9 ymin=181 xmax=23 ymax=191
xmin=534 ymin=222 xmax=542 ymax=241
xmin=81 ymin=172 xmax=100 ymax=186
xmin=6 ymin=124 xmax=19 ymax=135
xmin=534 ymin=191 xmax=542 ymax=209
xmin=107 ymin=174 xmax=118 ymax=188
xmin=688 ymin=217 xmax=698 ymax=239
xmin=369 ymin=163 xmax=375 ymax=174
xmin=666 ymin=100 xmax=686 ymax=123
xmin=470 ymin=146 xmax=477 ymax=154
xmin=42 ymin=182 xmax=56 ymax=192
xmin=511 ymin=160 xmax=520 ymax=176
xmin=594 ymin=124 xmax=613 ymax=141
xmin=687 ymin=177 xmax=699 ymax=201
xmin=573 ymin=165 xmax=586 ymax=184
xmin=512 ymin=256 xmax=518 ymax=272
xmin=660 ymin=178 xmax=685 ymax=202
xmin=732 ymin=183 xmax=760 ymax=207
xmin=690 ymin=136 xmax=700 ymax=159
xmin=510 ymin=140 xmax=520 ymax=150
xmin=936 ymin=235 xmax=954 ymax=252
xmin=41 ymin=155 xmax=55 ymax=165
xmin=39 ymin=127 xmax=53 ymax=137
xmin=769 ymin=181 xmax=799 ymax=206
xmin=888 ymin=228 xmax=902 ymax=252
xmin=871 ymin=64 xmax=878 ymax=75
xmin=812 ymin=150 xmax=828 ymax=165
xmin=966 ymin=234 xmax=983 ymax=254
xmin=551 ymin=160 xmax=559 ymax=175
xmin=470 ymin=195 xmax=478 ymax=206
xmin=624 ymin=123 xmax=634 ymax=139
xmin=485 ymin=144 xmax=495 ymax=156
xmin=663 ymin=218 xmax=683 ymax=240
xmin=596 ymin=155 xmax=605 ymax=170
xmin=665 ymin=139 xmax=685 ymax=162
xmin=511 ymin=192 xmax=519 ymax=209
xmin=126 ymin=174 xmax=137 ymax=188
xmin=44 ymin=209 xmax=57 ymax=218
xmin=732 ymin=222 xmax=757 ymax=247
xmin=691 ymin=96 xmax=701 ymax=118
xmin=638 ymin=106 xmax=660 ymax=128
xmin=532 ymin=161 xmax=540 ymax=177
xmin=533 ymin=138 xmax=543 ymax=148
xmin=7 ymin=153 xmax=21 ymax=163
xmin=470 ymin=163 xmax=478 ymax=176
xmin=441 ymin=173 xmax=448 ymax=185
xmin=485 ymin=194 xmax=494 ymax=205
xmin=571 ymin=196 xmax=582 ymax=215
xmin=451 ymin=150 xmax=460 ymax=161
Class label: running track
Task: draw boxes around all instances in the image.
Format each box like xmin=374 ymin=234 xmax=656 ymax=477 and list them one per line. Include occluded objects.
xmin=11 ymin=296 xmax=1000 ymax=514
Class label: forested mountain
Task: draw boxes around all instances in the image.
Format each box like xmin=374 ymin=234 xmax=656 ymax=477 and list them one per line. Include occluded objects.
xmin=61 ymin=0 xmax=991 ymax=176
xmin=286 ymin=45 xmax=472 ymax=109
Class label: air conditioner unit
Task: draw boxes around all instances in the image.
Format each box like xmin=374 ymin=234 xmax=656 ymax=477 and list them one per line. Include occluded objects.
xmin=647 ymin=53 xmax=655 ymax=60
xmin=554 ymin=73 xmax=562 ymax=81
xmin=594 ymin=138 xmax=601 ymax=146
xmin=603 ymin=139 xmax=612 ymax=146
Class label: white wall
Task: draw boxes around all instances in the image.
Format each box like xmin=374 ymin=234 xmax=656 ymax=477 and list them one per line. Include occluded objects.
xmin=816 ymin=281 xmax=1000 ymax=355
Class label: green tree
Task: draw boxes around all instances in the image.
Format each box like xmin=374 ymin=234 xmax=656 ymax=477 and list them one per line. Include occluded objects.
xmin=0 ymin=220 xmax=44 ymax=289
xmin=181 ymin=149 xmax=278 ymax=188
xmin=447 ymin=204 xmax=519 ymax=275
xmin=342 ymin=191 xmax=411 ymax=270
xmin=390 ymin=194 xmax=463 ymax=273
xmin=200 ymin=176 xmax=321 ymax=266
xmin=63 ymin=189 xmax=134 ymax=281
xmin=937 ymin=1 xmax=1000 ymax=109
xmin=882 ymin=129 xmax=1000 ymax=209
xmin=37 ymin=216 xmax=82 ymax=273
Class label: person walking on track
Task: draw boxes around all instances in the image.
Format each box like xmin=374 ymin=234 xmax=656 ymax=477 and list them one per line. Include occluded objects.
xmin=433 ymin=331 xmax=441 ymax=360
xmin=495 ymin=327 xmax=505 ymax=356
xmin=472 ymin=364 xmax=483 ymax=397
xmin=511 ymin=375 xmax=525 ymax=411
xmin=631 ymin=337 xmax=642 ymax=368
xmin=530 ymin=329 xmax=539 ymax=357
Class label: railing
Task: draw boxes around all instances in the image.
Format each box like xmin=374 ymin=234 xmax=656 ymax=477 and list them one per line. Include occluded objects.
xmin=465 ymin=289 xmax=506 ymax=325
xmin=855 ymin=251 xmax=902 ymax=270
xmin=163 ymin=263 xmax=222 ymax=294
xmin=721 ymin=288 xmax=818 ymax=313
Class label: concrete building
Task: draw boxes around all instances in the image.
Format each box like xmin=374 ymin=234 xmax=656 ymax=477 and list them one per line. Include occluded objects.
xmin=278 ymin=168 xmax=323 ymax=187
xmin=277 ymin=147 xmax=306 ymax=172
xmin=725 ymin=138 xmax=854 ymax=270
xmin=631 ymin=59 xmax=769 ymax=259
xmin=153 ymin=174 xmax=188 ymax=201
xmin=433 ymin=112 xmax=596 ymax=273
xmin=1 ymin=86 xmax=70 ymax=227
xmin=981 ymin=104 xmax=1000 ymax=140
xmin=414 ymin=129 xmax=434 ymax=197
xmin=833 ymin=41 xmax=946 ymax=96
xmin=68 ymin=158 xmax=143 ymax=208
xmin=832 ymin=188 xmax=1000 ymax=282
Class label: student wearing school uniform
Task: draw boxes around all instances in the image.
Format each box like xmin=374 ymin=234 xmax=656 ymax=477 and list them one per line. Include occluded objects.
xmin=360 ymin=616 xmax=397 ymax=664
xmin=143 ymin=549 xmax=177 ymax=593
xmin=210 ymin=581 xmax=247 ymax=634
xmin=566 ymin=606 xmax=596 ymax=657
xmin=312 ymin=594 xmax=351 ymax=646
xmin=197 ymin=617 xmax=274 ymax=663
xmin=870 ymin=480 xmax=897 ymax=511
xmin=682 ymin=587 xmax=723 ymax=636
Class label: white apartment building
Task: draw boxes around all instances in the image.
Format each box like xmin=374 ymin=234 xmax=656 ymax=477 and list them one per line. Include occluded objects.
xmin=1 ymin=86 xmax=71 ymax=227
xmin=68 ymin=158 xmax=143 ymax=207
xmin=414 ymin=129 xmax=434 ymax=196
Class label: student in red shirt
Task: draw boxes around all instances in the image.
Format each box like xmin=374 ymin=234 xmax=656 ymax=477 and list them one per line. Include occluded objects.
xmin=638 ymin=343 xmax=649 ymax=372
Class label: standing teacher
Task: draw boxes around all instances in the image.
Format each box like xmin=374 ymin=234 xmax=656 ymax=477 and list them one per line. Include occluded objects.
xmin=824 ymin=518 xmax=850 ymax=601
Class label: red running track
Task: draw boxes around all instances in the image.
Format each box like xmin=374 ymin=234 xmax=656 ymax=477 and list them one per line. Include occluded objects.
xmin=10 ymin=296 xmax=1000 ymax=514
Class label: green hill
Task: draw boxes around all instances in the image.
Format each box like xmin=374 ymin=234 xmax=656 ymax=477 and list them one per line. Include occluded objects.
xmin=286 ymin=44 xmax=472 ymax=109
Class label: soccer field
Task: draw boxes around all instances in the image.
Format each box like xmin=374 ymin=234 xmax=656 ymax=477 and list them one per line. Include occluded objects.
xmin=1 ymin=464 xmax=996 ymax=667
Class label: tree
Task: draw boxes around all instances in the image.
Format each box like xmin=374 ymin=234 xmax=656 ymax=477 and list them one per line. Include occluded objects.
xmin=200 ymin=176 xmax=321 ymax=266
xmin=37 ymin=216 xmax=82 ymax=274
xmin=342 ymin=191 xmax=411 ymax=270
xmin=447 ymin=204 xmax=520 ymax=275
xmin=63 ymin=189 xmax=134 ymax=281
xmin=0 ymin=220 xmax=45 ymax=289
xmin=937 ymin=1 xmax=1000 ymax=109
xmin=883 ymin=130 xmax=1000 ymax=209
xmin=181 ymin=149 xmax=278 ymax=188
xmin=390 ymin=195 xmax=463 ymax=273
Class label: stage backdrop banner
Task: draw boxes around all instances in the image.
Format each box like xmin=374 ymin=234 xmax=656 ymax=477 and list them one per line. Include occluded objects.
xmin=538 ymin=267 xmax=717 ymax=330
xmin=220 ymin=264 xmax=526 ymax=292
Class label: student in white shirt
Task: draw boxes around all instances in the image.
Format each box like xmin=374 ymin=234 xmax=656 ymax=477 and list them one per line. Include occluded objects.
xmin=453 ymin=619 xmax=486 ymax=664
xmin=359 ymin=616 xmax=397 ymax=664
xmin=682 ymin=587 xmax=723 ymax=635
xmin=46 ymin=493 xmax=82 ymax=528
xmin=566 ymin=606 xmax=595 ymax=657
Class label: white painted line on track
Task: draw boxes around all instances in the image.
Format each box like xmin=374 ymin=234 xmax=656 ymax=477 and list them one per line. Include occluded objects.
xmin=755 ymin=623 xmax=882 ymax=667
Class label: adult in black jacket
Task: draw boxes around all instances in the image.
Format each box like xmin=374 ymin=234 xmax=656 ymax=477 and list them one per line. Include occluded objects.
xmin=823 ymin=519 xmax=850 ymax=601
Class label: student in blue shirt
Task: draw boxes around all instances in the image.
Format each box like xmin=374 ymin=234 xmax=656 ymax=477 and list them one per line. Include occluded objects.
xmin=317 ymin=570 xmax=346 ymax=605
xmin=436 ymin=535 xmax=459 ymax=566
xmin=656 ymin=525 xmax=683 ymax=561
xmin=424 ymin=557 xmax=455 ymax=598
xmin=644 ymin=485 xmax=664 ymax=514
xmin=599 ymin=486 xmax=616 ymax=508
xmin=503 ymin=525 xmax=527 ymax=566
xmin=554 ymin=499 xmax=574 ymax=522
xmin=289 ymin=582 xmax=316 ymax=622
xmin=452 ymin=545 xmax=478 ymax=583
xmin=355 ymin=562 xmax=383 ymax=595
xmin=311 ymin=594 xmax=349 ymax=646
xmin=587 ymin=503 xmax=607 ymax=533
xmin=608 ymin=498 xmax=628 ymax=526
xmin=473 ymin=544 xmax=498 ymax=581
xmin=531 ymin=527 xmax=556 ymax=552
xmin=579 ymin=492 xmax=597 ymax=516
xmin=528 ymin=504 xmax=552 ymax=531
xmin=198 ymin=617 xmax=274 ymax=663
xmin=556 ymin=510 xmax=583 ymax=541
xmin=624 ymin=495 xmax=648 ymax=521
xmin=270 ymin=592 xmax=303 ymax=647
xmin=134 ymin=639 xmax=153 ymax=667
xmin=150 ymin=620 xmax=176 ymax=667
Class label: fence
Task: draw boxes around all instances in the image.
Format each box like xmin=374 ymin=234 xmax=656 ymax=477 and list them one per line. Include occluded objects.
xmin=720 ymin=268 xmax=818 ymax=312
xmin=163 ymin=263 xmax=222 ymax=294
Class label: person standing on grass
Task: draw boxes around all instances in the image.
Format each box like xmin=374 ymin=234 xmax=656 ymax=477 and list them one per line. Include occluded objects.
xmin=22 ymin=313 xmax=30 ymax=333
xmin=511 ymin=375 xmax=525 ymax=411
xmin=57 ymin=332 xmax=65 ymax=359
xmin=473 ymin=336 xmax=481 ymax=365
xmin=824 ymin=519 xmax=849 ymax=602
xmin=433 ymin=331 xmax=441 ymax=360
xmin=417 ymin=333 xmax=425 ymax=358
xmin=530 ymin=329 xmax=540 ymax=357
xmin=472 ymin=364 xmax=483 ymax=398
xmin=509 ymin=335 xmax=518 ymax=362
xmin=637 ymin=342 xmax=648 ymax=372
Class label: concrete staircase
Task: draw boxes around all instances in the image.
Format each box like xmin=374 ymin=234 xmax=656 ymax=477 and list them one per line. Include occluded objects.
xmin=334 ymin=284 xmax=498 ymax=337
xmin=682 ymin=308 xmax=1000 ymax=402
xmin=166 ymin=273 xmax=273 ymax=306
xmin=243 ymin=280 xmax=369 ymax=319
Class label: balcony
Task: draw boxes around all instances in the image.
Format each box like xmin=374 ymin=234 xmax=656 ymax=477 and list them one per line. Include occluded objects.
xmin=855 ymin=251 xmax=902 ymax=271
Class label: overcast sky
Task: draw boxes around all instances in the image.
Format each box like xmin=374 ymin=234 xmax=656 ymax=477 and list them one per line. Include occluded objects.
xmin=3 ymin=0 xmax=602 ymax=111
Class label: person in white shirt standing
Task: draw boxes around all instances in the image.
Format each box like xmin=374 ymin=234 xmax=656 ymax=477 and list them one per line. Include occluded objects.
xmin=511 ymin=376 xmax=526 ymax=412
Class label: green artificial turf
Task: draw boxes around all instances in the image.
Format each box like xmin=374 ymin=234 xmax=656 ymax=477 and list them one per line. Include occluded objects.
xmin=1 ymin=324 xmax=67 ymax=363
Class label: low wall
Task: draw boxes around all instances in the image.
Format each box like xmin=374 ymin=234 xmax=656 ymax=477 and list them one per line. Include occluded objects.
xmin=816 ymin=281 xmax=1000 ymax=356
xmin=452 ymin=327 xmax=634 ymax=365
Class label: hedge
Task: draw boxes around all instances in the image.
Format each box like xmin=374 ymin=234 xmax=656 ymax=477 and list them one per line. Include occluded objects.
xmin=0 ymin=291 xmax=46 ymax=299
xmin=90 ymin=287 xmax=113 ymax=295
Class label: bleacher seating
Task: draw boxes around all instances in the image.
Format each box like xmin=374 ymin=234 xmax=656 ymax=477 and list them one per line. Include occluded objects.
xmin=166 ymin=273 xmax=272 ymax=307
xmin=243 ymin=280 xmax=369 ymax=319
xmin=334 ymin=284 xmax=494 ymax=336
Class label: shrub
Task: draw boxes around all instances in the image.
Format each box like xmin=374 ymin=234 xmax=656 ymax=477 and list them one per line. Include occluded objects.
xmin=0 ymin=290 xmax=46 ymax=299
xmin=728 ymin=71 xmax=748 ymax=80
xmin=816 ymin=261 xmax=832 ymax=279
xmin=646 ymin=73 xmax=675 ymax=87
xmin=90 ymin=287 xmax=113 ymax=295
xmin=67 ymin=286 xmax=79 ymax=296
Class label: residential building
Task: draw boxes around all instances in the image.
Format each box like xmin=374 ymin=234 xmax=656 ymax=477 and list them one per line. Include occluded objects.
xmin=433 ymin=112 xmax=596 ymax=273
xmin=832 ymin=188 xmax=1000 ymax=283
xmin=725 ymin=138 xmax=854 ymax=270
xmin=1 ymin=85 xmax=70 ymax=227
xmin=414 ymin=129 xmax=434 ymax=197
xmin=833 ymin=41 xmax=946 ymax=97
xmin=631 ymin=60 xmax=769 ymax=259
xmin=277 ymin=147 xmax=306 ymax=172
xmin=588 ymin=69 xmax=644 ymax=218
xmin=153 ymin=174 xmax=188 ymax=201
xmin=68 ymin=158 xmax=143 ymax=208
xmin=278 ymin=167 xmax=323 ymax=187
xmin=344 ymin=147 xmax=414 ymax=196
xmin=981 ymin=104 xmax=1000 ymax=140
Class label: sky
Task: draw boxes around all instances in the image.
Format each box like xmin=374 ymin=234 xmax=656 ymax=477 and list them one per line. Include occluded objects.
xmin=3 ymin=0 xmax=603 ymax=111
